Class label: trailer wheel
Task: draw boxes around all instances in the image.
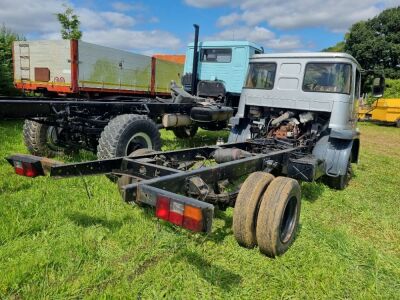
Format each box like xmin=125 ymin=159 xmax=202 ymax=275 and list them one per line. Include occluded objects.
xmin=325 ymin=155 xmax=353 ymax=190
xmin=97 ymin=114 xmax=161 ymax=160
xmin=256 ymin=177 xmax=301 ymax=257
xmin=23 ymin=120 xmax=66 ymax=157
xmin=233 ymin=172 xmax=275 ymax=248
xmin=172 ymin=125 xmax=198 ymax=139
xmin=117 ymin=148 xmax=156 ymax=194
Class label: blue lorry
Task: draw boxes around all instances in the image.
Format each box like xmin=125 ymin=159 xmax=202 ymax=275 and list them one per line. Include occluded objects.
xmin=182 ymin=40 xmax=263 ymax=109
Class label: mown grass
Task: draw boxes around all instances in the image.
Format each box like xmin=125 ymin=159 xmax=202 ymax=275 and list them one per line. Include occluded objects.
xmin=0 ymin=121 xmax=399 ymax=299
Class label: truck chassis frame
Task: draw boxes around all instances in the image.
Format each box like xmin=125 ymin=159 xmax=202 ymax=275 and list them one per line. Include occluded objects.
xmin=7 ymin=136 xmax=324 ymax=257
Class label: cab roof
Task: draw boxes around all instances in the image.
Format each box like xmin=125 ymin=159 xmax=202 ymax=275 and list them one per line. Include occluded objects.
xmin=187 ymin=40 xmax=262 ymax=50
xmin=251 ymin=52 xmax=361 ymax=68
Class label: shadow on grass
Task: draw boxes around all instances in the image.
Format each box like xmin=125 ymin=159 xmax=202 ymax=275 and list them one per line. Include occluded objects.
xmin=301 ymin=181 xmax=325 ymax=202
xmin=207 ymin=210 xmax=233 ymax=243
xmin=176 ymin=250 xmax=242 ymax=290
xmin=67 ymin=211 xmax=124 ymax=231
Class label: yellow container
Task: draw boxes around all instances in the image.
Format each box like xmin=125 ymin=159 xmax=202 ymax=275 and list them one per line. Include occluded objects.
xmin=358 ymin=98 xmax=400 ymax=126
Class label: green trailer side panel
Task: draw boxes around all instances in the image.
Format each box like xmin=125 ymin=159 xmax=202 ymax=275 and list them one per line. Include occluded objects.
xmin=154 ymin=59 xmax=184 ymax=93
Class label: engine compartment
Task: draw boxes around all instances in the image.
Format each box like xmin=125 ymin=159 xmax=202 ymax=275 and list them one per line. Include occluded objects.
xmin=246 ymin=106 xmax=331 ymax=146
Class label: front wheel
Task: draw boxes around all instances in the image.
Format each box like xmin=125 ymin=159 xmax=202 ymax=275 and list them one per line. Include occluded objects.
xmin=325 ymin=155 xmax=353 ymax=190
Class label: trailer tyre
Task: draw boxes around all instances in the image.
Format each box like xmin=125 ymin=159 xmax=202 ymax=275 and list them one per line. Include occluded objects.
xmin=256 ymin=177 xmax=301 ymax=257
xmin=172 ymin=125 xmax=198 ymax=139
xmin=97 ymin=114 xmax=161 ymax=160
xmin=23 ymin=120 xmax=66 ymax=157
xmin=233 ymin=172 xmax=275 ymax=248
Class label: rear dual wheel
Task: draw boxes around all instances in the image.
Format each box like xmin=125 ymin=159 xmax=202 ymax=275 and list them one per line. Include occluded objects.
xmin=233 ymin=174 xmax=301 ymax=257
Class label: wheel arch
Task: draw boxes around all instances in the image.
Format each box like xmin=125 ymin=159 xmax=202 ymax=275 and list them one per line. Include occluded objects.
xmin=312 ymin=135 xmax=355 ymax=177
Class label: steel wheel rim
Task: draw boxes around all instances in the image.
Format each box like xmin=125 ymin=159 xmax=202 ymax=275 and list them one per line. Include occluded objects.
xmin=126 ymin=132 xmax=152 ymax=155
xmin=279 ymin=196 xmax=298 ymax=244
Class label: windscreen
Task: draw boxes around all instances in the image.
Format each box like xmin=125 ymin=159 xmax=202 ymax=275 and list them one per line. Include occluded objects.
xmin=303 ymin=63 xmax=352 ymax=94
xmin=244 ymin=63 xmax=277 ymax=89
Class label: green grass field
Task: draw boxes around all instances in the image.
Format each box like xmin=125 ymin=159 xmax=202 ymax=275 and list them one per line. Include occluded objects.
xmin=0 ymin=121 xmax=399 ymax=299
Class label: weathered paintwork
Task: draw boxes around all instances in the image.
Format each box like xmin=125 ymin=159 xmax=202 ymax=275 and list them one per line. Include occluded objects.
xmin=184 ymin=41 xmax=263 ymax=94
xmin=13 ymin=40 xmax=183 ymax=96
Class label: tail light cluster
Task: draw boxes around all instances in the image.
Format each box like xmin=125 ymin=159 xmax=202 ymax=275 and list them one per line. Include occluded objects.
xmin=156 ymin=195 xmax=204 ymax=232
xmin=13 ymin=160 xmax=40 ymax=177
xmin=6 ymin=155 xmax=45 ymax=178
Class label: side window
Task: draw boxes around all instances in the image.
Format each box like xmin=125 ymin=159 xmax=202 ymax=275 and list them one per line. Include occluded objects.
xmin=244 ymin=63 xmax=277 ymax=89
xmin=200 ymin=48 xmax=232 ymax=63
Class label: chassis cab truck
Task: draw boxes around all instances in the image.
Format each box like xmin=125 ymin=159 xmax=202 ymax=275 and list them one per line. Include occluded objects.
xmin=7 ymin=53 xmax=381 ymax=257
xmin=229 ymin=52 xmax=366 ymax=189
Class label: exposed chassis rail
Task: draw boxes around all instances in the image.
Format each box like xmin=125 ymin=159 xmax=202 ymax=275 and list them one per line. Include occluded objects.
xmin=7 ymin=139 xmax=324 ymax=233
xmin=0 ymin=97 xmax=194 ymax=120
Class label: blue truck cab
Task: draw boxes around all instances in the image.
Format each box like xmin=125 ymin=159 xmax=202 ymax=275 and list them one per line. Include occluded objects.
xmin=182 ymin=41 xmax=263 ymax=108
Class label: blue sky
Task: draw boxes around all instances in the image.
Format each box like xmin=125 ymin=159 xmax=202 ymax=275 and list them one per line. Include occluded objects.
xmin=0 ymin=0 xmax=398 ymax=54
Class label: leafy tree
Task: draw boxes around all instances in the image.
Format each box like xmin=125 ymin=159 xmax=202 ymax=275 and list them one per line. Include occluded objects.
xmin=56 ymin=6 xmax=82 ymax=40
xmin=322 ymin=41 xmax=345 ymax=52
xmin=0 ymin=25 xmax=24 ymax=95
xmin=345 ymin=6 xmax=400 ymax=79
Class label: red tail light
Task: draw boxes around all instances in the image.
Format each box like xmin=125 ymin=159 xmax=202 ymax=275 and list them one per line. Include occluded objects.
xmin=13 ymin=161 xmax=39 ymax=177
xmin=155 ymin=195 xmax=204 ymax=232
xmin=23 ymin=162 xmax=39 ymax=177
xmin=155 ymin=196 xmax=170 ymax=220
xmin=14 ymin=161 xmax=24 ymax=176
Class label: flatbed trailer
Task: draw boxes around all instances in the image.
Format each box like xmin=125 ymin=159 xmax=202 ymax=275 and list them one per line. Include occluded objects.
xmin=6 ymin=137 xmax=321 ymax=257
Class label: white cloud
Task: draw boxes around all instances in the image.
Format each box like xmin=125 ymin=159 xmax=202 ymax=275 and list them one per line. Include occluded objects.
xmin=217 ymin=13 xmax=241 ymax=27
xmin=101 ymin=12 xmax=135 ymax=27
xmin=186 ymin=0 xmax=397 ymax=32
xmin=0 ymin=0 xmax=181 ymax=53
xmin=112 ymin=2 xmax=147 ymax=12
xmin=83 ymin=28 xmax=182 ymax=51
xmin=208 ymin=26 xmax=303 ymax=51
xmin=183 ymin=0 xmax=235 ymax=8
xmin=0 ymin=0 xmax=66 ymax=34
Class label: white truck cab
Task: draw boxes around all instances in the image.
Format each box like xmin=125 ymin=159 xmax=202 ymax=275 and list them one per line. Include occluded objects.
xmin=229 ymin=53 xmax=369 ymax=189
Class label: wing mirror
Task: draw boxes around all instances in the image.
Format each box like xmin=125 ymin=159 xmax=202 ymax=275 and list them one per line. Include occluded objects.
xmin=372 ymin=76 xmax=385 ymax=98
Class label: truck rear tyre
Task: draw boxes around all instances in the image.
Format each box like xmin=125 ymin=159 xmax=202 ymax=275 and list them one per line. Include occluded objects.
xmin=23 ymin=120 xmax=66 ymax=157
xmin=97 ymin=114 xmax=161 ymax=160
xmin=325 ymin=155 xmax=352 ymax=190
xmin=233 ymin=172 xmax=275 ymax=248
xmin=256 ymin=177 xmax=301 ymax=257
xmin=172 ymin=125 xmax=198 ymax=139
